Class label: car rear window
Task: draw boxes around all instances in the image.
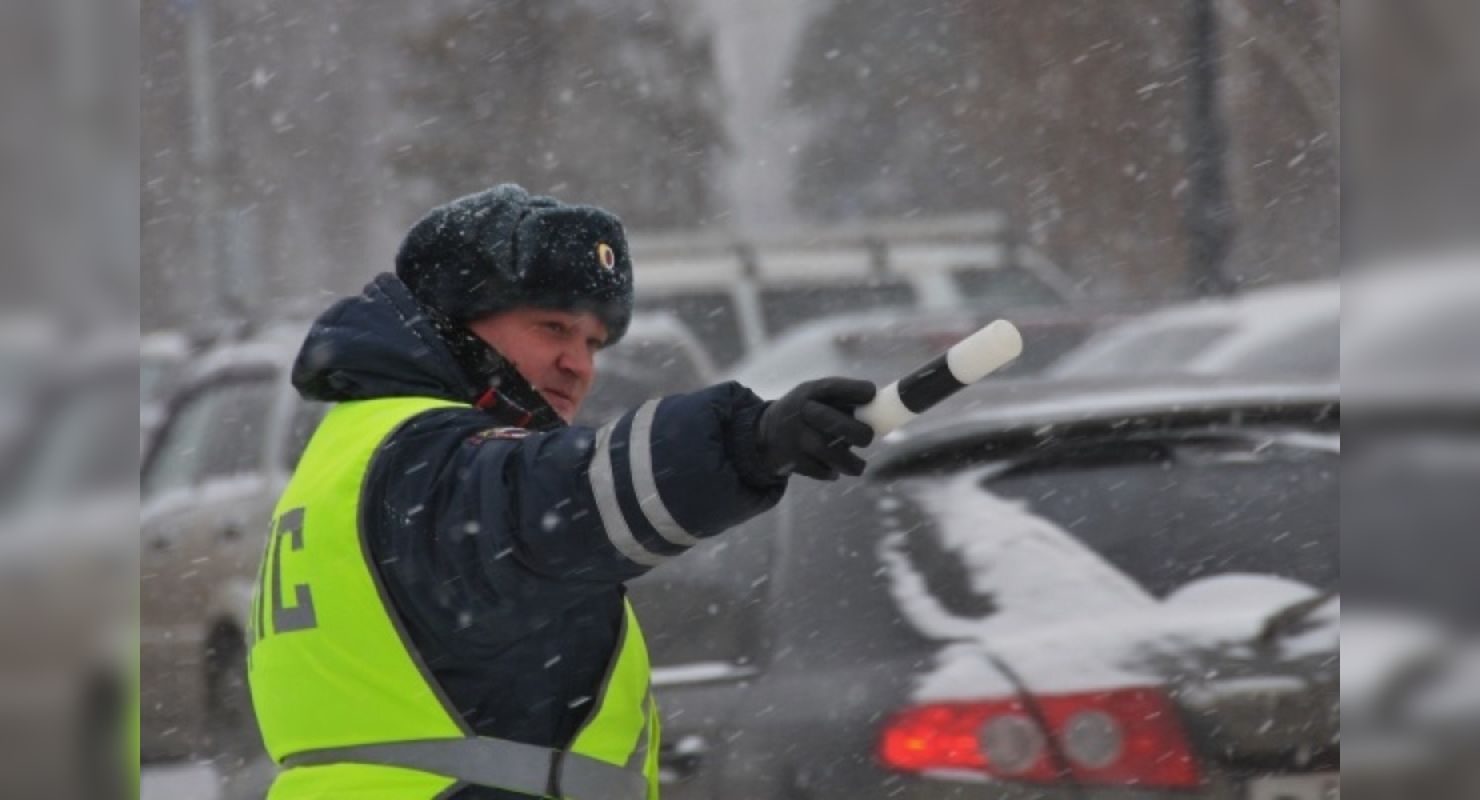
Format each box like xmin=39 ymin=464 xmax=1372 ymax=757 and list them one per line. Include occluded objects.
xmin=974 ymin=435 xmax=1339 ymax=596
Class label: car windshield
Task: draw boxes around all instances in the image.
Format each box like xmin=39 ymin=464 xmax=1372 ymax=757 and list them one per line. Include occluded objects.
xmin=896 ymin=429 xmax=1338 ymax=613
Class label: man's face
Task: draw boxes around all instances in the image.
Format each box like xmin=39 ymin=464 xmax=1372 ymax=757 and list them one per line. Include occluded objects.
xmin=467 ymin=308 xmax=609 ymax=422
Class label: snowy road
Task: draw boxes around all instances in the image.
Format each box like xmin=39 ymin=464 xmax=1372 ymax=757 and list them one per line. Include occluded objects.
xmin=141 ymin=763 xmax=219 ymax=800
xmin=141 ymin=759 xmax=275 ymax=800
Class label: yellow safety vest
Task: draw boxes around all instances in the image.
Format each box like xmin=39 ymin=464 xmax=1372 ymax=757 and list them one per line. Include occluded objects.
xmin=247 ymin=397 xmax=660 ymax=799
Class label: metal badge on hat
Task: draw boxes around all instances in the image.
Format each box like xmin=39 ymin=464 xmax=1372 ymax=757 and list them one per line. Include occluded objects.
xmin=596 ymin=242 xmax=616 ymax=270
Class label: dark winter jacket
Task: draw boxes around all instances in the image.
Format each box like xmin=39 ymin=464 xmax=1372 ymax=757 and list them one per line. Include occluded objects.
xmin=289 ymin=273 xmax=786 ymax=799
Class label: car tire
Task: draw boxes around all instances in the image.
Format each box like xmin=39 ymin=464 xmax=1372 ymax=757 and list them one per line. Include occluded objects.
xmin=202 ymin=628 xmax=264 ymax=774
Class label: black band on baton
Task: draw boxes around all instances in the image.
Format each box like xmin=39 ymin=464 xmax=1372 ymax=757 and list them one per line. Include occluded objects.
xmin=896 ymin=354 xmax=968 ymax=414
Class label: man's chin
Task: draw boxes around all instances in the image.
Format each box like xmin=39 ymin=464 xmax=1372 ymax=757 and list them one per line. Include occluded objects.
xmin=542 ymin=392 xmax=578 ymax=422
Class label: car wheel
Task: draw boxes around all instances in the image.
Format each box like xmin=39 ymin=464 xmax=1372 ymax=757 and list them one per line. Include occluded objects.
xmin=202 ymin=627 xmax=264 ymax=773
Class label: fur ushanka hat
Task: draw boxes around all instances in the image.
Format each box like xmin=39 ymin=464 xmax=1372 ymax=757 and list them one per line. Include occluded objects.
xmin=395 ymin=183 xmax=635 ymax=343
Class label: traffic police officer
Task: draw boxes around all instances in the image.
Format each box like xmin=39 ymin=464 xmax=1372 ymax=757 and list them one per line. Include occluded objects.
xmin=247 ymin=184 xmax=877 ymax=799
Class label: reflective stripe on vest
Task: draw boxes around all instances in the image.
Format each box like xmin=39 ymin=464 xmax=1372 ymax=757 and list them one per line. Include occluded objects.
xmin=247 ymin=397 xmax=658 ymax=798
xmin=282 ymin=737 xmax=647 ymax=800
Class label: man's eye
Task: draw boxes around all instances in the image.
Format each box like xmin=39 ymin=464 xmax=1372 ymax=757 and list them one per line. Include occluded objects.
xmin=542 ymin=321 xmax=567 ymax=335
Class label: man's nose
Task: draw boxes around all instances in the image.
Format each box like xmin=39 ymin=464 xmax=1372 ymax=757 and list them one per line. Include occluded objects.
xmin=557 ymin=341 xmax=595 ymax=381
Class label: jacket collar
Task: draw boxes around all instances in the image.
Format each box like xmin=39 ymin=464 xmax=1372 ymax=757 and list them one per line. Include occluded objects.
xmin=290 ymin=273 xmax=564 ymax=431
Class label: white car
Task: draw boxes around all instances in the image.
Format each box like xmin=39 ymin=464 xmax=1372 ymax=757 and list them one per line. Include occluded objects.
xmin=140 ymin=321 xmax=323 ymax=771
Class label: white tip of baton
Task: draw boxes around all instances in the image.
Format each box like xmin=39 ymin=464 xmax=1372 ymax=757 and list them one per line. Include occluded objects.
xmin=855 ymin=381 xmax=913 ymax=438
xmin=946 ymin=320 xmax=1024 ymax=386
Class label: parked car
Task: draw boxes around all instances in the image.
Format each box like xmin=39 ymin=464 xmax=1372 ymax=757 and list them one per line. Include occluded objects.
xmin=628 ymin=379 xmax=1338 ymax=799
xmin=139 ymin=321 xmax=323 ymax=768
xmin=1047 ymin=281 xmax=1339 ymax=380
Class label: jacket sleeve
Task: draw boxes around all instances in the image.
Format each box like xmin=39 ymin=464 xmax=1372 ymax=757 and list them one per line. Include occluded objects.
xmin=373 ymin=381 xmax=786 ymax=593
xmin=482 ymin=381 xmax=786 ymax=582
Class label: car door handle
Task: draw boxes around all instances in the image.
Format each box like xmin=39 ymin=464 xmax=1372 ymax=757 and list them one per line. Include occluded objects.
xmin=658 ymin=735 xmax=708 ymax=784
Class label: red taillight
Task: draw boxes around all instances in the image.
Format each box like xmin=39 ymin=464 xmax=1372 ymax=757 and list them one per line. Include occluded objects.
xmin=877 ymin=687 xmax=1202 ymax=790
xmin=877 ymin=698 xmax=1056 ymax=780
xmin=1038 ymin=688 xmax=1202 ymax=789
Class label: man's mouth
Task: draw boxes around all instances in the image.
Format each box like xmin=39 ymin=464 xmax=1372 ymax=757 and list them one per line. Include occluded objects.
xmin=542 ymin=388 xmax=576 ymax=414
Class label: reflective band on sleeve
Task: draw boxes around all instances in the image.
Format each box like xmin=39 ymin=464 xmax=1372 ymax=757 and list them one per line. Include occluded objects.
xmin=628 ymin=400 xmax=701 ymax=548
xmin=589 ymin=420 xmax=669 ymax=567
xmin=282 ymin=737 xmax=648 ymax=800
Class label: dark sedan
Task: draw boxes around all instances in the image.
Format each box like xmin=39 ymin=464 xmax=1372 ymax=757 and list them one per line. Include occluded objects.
xmin=628 ymin=379 xmax=1339 ymax=799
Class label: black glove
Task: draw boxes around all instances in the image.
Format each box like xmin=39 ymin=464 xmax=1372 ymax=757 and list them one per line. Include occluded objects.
xmin=756 ymin=378 xmax=877 ymax=480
